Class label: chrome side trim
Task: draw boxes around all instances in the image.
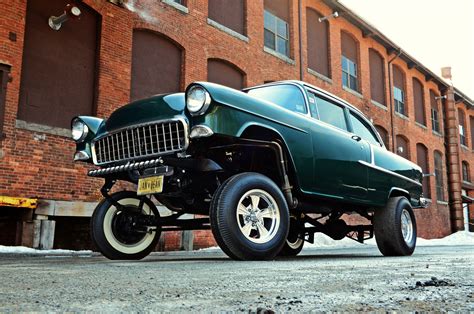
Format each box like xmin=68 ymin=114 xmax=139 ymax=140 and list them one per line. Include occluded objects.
xmin=358 ymin=160 xmax=422 ymax=187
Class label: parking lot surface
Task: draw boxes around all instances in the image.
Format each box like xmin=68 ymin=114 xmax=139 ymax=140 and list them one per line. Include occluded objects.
xmin=0 ymin=245 xmax=472 ymax=312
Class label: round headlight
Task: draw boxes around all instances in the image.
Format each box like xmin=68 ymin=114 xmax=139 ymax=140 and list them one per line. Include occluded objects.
xmin=186 ymin=86 xmax=211 ymax=115
xmin=71 ymin=118 xmax=89 ymax=142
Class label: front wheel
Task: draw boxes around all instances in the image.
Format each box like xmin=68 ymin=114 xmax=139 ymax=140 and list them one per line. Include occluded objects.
xmin=210 ymin=172 xmax=290 ymax=260
xmin=91 ymin=191 xmax=161 ymax=260
xmin=374 ymin=196 xmax=417 ymax=256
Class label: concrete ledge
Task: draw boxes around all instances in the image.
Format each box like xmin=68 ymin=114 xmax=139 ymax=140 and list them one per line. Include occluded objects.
xmin=36 ymin=200 xmax=98 ymax=217
xmin=307 ymin=68 xmax=332 ymax=84
xmin=342 ymin=86 xmax=363 ymax=99
xmin=395 ymin=112 xmax=410 ymax=121
xmin=207 ymin=19 xmax=249 ymax=42
xmin=415 ymin=122 xmax=428 ymax=130
xmin=263 ymin=47 xmax=295 ymax=65
xmin=16 ymin=120 xmax=70 ymax=138
xmin=371 ymin=100 xmax=387 ymax=111
xmin=161 ymin=0 xmax=188 ymax=14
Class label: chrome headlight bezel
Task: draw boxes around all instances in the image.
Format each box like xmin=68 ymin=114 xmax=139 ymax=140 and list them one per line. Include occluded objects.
xmin=71 ymin=118 xmax=89 ymax=143
xmin=186 ymin=85 xmax=211 ymax=116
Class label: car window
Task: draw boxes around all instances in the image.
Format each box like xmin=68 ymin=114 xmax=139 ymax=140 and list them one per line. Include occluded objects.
xmin=312 ymin=94 xmax=348 ymax=131
xmin=349 ymin=112 xmax=380 ymax=146
xmin=247 ymin=84 xmax=307 ymax=114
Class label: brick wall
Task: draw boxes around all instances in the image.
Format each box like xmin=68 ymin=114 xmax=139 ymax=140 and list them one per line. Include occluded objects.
xmin=0 ymin=0 xmax=472 ymax=249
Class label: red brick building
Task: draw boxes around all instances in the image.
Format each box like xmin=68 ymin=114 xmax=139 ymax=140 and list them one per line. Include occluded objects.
xmin=0 ymin=0 xmax=472 ymax=249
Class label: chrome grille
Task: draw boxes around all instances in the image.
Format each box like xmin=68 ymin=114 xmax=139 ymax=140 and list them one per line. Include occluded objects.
xmin=93 ymin=120 xmax=187 ymax=165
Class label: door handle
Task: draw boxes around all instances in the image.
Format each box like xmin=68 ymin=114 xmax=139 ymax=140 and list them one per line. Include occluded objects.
xmin=351 ymin=135 xmax=362 ymax=141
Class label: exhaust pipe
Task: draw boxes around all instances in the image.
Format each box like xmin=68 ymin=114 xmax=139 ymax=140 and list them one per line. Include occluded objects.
xmin=48 ymin=3 xmax=82 ymax=31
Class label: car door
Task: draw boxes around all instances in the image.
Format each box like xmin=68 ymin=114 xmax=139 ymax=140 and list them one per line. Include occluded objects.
xmin=306 ymin=91 xmax=370 ymax=201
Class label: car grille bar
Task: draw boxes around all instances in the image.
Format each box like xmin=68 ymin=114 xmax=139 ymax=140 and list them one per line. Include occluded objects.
xmin=93 ymin=119 xmax=187 ymax=165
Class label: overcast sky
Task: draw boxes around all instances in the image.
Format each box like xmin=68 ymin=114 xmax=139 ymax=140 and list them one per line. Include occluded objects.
xmin=339 ymin=0 xmax=474 ymax=99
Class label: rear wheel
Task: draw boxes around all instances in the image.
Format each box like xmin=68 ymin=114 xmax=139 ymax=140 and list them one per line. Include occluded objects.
xmin=210 ymin=172 xmax=289 ymax=260
xmin=91 ymin=191 xmax=160 ymax=260
xmin=374 ymin=196 xmax=417 ymax=256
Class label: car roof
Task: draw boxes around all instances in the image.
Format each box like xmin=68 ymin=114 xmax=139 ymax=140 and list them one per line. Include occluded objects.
xmin=244 ymin=80 xmax=366 ymax=118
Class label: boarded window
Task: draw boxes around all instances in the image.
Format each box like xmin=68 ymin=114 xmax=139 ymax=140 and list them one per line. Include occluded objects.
xmin=131 ymin=30 xmax=182 ymax=101
xmin=208 ymin=59 xmax=244 ymax=90
xmin=341 ymin=32 xmax=358 ymax=92
xmin=18 ymin=0 xmax=99 ymax=129
xmin=306 ymin=9 xmax=329 ymax=78
xmin=393 ymin=66 xmax=406 ymax=116
xmin=396 ymin=135 xmax=409 ymax=160
xmin=458 ymin=109 xmax=467 ymax=146
xmin=434 ymin=151 xmax=445 ymax=201
xmin=264 ymin=0 xmax=289 ymax=21
xmin=430 ymin=90 xmax=441 ymax=133
xmin=375 ymin=125 xmax=388 ymax=147
xmin=0 ymin=64 xmax=10 ymax=144
xmin=462 ymin=161 xmax=470 ymax=182
xmin=416 ymin=143 xmax=431 ymax=198
xmin=369 ymin=49 xmax=385 ymax=105
xmin=208 ymin=0 xmax=245 ymax=35
xmin=413 ymin=78 xmax=426 ymax=125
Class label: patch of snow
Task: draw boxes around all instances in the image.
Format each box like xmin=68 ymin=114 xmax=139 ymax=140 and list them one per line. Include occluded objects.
xmin=416 ymin=231 xmax=474 ymax=246
xmin=0 ymin=245 xmax=92 ymax=255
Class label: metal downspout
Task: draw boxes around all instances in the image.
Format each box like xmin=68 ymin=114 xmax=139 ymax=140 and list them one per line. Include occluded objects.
xmin=388 ymin=49 xmax=402 ymax=152
xmin=298 ymin=0 xmax=304 ymax=80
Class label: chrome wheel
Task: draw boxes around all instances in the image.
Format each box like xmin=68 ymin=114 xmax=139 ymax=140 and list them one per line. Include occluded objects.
xmin=236 ymin=189 xmax=280 ymax=244
xmin=401 ymin=208 xmax=414 ymax=244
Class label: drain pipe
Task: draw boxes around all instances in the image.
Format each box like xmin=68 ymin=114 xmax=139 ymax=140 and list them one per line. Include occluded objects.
xmin=298 ymin=0 xmax=304 ymax=81
xmin=387 ymin=49 xmax=402 ymax=153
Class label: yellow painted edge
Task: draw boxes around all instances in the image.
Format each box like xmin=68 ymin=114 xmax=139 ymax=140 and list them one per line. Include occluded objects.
xmin=0 ymin=196 xmax=38 ymax=209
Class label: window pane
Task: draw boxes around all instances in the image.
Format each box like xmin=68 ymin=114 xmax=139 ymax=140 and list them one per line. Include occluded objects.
xmin=264 ymin=10 xmax=275 ymax=31
xmin=349 ymin=75 xmax=358 ymax=91
xmin=276 ymin=37 xmax=288 ymax=56
xmin=342 ymin=56 xmax=348 ymax=71
xmin=349 ymin=60 xmax=357 ymax=76
xmin=264 ymin=29 xmax=276 ymax=50
xmin=342 ymin=73 xmax=348 ymax=88
xmin=350 ymin=113 xmax=380 ymax=145
xmin=247 ymin=84 xmax=307 ymax=114
xmin=315 ymin=96 xmax=348 ymax=131
xmin=277 ymin=18 xmax=288 ymax=38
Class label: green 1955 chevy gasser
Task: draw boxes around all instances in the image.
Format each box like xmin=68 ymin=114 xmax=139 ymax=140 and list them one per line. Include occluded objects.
xmin=71 ymin=81 xmax=427 ymax=260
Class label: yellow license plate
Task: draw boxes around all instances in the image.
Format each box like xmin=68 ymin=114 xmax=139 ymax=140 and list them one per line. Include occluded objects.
xmin=137 ymin=176 xmax=164 ymax=195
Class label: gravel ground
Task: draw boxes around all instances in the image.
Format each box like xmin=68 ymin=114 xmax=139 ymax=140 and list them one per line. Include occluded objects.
xmin=0 ymin=245 xmax=472 ymax=312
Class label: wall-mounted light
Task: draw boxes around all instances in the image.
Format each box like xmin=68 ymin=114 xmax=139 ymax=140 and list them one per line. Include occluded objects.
xmin=48 ymin=3 xmax=82 ymax=31
xmin=423 ymin=173 xmax=436 ymax=177
xmin=397 ymin=146 xmax=404 ymax=154
xmin=435 ymin=95 xmax=447 ymax=100
xmin=319 ymin=11 xmax=339 ymax=23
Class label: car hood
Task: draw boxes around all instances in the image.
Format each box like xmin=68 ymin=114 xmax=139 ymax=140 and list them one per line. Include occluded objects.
xmin=95 ymin=93 xmax=186 ymax=137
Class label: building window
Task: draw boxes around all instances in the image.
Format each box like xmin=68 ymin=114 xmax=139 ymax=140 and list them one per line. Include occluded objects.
xmin=340 ymin=32 xmax=359 ymax=92
xmin=462 ymin=161 xmax=470 ymax=182
xmin=392 ymin=65 xmax=406 ymax=116
xmin=434 ymin=151 xmax=445 ymax=202
xmin=413 ymin=78 xmax=426 ymax=125
xmin=416 ymin=143 xmax=431 ymax=198
xmin=394 ymin=87 xmax=405 ymax=116
xmin=430 ymin=90 xmax=441 ymax=133
xmin=375 ymin=125 xmax=389 ymax=147
xmin=396 ymin=135 xmax=409 ymax=160
xmin=369 ymin=49 xmax=385 ymax=105
xmin=342 ymin=56 xmax=358 ymax=91
xmin=306 ymin=8 xmax=329 ymax=78
xmin=458 ymin=109 xmax=467 ymax=146
xmin=131 ymin=30 xmax=183 ymax=101
xmin=18 ymin=0 xmax=99 ymax=129
xmin=208 ymin=0 xmax=245 ymax=35
xmin=264 ymin=10 xmax=289 ymax=57
xmin=207 ymin=59 xmax=245 ymax=90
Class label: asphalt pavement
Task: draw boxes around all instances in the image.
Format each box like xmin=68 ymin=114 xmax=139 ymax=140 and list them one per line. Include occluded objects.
xmin=0 ymin=245 xmax=472 ymax=312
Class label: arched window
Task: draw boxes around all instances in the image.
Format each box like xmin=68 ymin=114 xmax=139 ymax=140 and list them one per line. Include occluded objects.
xmin=434 ymin=150 xmax=445 ymax=201
xmin=340 ymin=31 xmax=359 ymax=92
xmin=458 ymin=109 xmax=467 ymax=146
xmin=264 ymin=0 xmax=290 ymax=57
xmin=374 ymin=125 xmax=388 ymax=147
xmin=416 ymin=143 xmax=431 ymax=198
xmin=462 ymin=161 xmax=470 ymax=182
xmin=207 ymin=59 xmax=245 ymax=90
xmin=131 ymin=30 xmax=183 ymax=101
xmin=306 ymin=8 xmax=330 ymax=78
xmin=369 ymin=49 xmax=385 ymax=106
xmin=18 ymin=0 xmax=100 ymax=128
xmin=413 ymin=78 xmax=426 ymax=125
xmin=396 ymin=135 xmax=409 ymax=160
xmin=430 ymin=90 xmax=441 ymax=133
xmin=208 ymin=0 xmax=245 ymax=35
xmin=392 ymin=65 xmax=406 ymax=117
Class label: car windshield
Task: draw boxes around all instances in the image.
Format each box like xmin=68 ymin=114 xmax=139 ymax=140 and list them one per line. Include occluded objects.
xmin=247 ymin=84 xmax=307 ymax=114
